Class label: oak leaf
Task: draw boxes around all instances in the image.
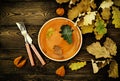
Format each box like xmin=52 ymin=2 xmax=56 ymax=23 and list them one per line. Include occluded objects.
xmin=69 ymin=61 xmax=86 ymax=70
xmin=104 ymin=37 xmax=117 ymax=56
xmin=108 ymin=60 xmax=119 ymax=78
xmin=83 ymin=11 xmax=97 ymax=26
xmin=56 ymin=0 xmax=69 ymax=4
xmin=113 ymin=0 xmax=120 ymax=6
xmin=94 ymin=16 xmax=107 ymax=40
xmin=101 ymin=8 xmax=111 ymax=20
xmin=99 ymin=0 xmax=113 ymax=9
xmin=60 ymin=25 xmax=73 ymax=44
xmin=80 ymin=25 xmax=94 ymax=34
xmin=94 ymin=19 xmax=107 ymax=35
xmin=68 ymin=0 xmax=96 ymax=20
xmin=112 ymin=6 xmax=120 ymax=28
xmin=86 ymin=42 xmax=111 ymax=58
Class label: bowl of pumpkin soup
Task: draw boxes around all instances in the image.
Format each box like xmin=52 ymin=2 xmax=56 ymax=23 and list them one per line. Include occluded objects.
xmin=38 ymin=17 xmax=82 ymax=61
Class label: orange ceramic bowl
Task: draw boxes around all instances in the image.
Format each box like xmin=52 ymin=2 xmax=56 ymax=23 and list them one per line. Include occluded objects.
xmin=38 ymin=17 xmax=82 ymax=62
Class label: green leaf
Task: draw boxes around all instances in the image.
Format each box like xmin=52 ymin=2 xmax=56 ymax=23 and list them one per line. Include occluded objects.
xmin=95 ymin=19 xmax=107 ymax=34
xmin=60 ymin=25 xmax=73 ymax=44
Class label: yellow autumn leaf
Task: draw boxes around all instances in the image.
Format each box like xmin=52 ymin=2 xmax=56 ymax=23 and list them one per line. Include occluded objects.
xmin=113 ymin=0 xmax=120 ymax=6
xmin=104 ymin=37 xmax=117 ymax=56
xmin=83 ymin=11 xmax=97 ymax=26
xmin=108 ymin=60 xmax=119 ymax=78
xmin=56 ymin=0 xmax=69 ymax=4
xmin=69 ymin=61 xmax=86 ymax=71
xmin=112 ymin=6 xmax=120 ymax=28
xmin=86 ymin=42 xmax=111 ymax=59
xmin=68 ymin=0 xmax=96 ymax=20
xmin=101 ymin=8 xmax=111 ymax=20
xmin=99 ymin=0 xmax=113 ymax=9
xmin=80 ymin=25 xmax=94 ymax=34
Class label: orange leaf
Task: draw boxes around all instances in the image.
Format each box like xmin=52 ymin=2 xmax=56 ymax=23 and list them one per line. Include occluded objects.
xmin=56 ymin=66 xmax=65 ymax=77
xmin=14 ymin=56 xmax=27 ymax=68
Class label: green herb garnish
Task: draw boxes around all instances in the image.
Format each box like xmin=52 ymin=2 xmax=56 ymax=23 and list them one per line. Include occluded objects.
xmin=60 ymin=25 xmax=73 ymax=44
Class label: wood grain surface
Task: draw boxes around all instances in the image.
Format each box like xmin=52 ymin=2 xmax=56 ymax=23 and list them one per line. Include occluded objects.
xmin=0 ymin=1 xmax=57 ymax=25
xmin=0 ymin=0 xmax=120 ymax=81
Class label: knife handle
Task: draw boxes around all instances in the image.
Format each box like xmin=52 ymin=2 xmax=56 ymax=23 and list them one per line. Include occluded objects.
xmin=31 ymin=44 xmax=46 ymax=66
xmin=25 ymin=43 xmax=35 ymax=66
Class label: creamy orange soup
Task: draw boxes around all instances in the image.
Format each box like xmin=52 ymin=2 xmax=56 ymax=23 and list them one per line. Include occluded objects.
xmin=38 ymin=18 xmax=82 ymax=61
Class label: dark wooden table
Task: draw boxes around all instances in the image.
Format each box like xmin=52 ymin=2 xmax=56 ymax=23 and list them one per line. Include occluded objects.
xmin=0 ymin=0 xmax=120 ymax=81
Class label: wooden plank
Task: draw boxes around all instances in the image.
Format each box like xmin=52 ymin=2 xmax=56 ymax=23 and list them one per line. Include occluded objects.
xmin=0 ymin=48 xmax=94 ymax=61
xmin=1 ymin=0 xmax=54 ymax=2
xmin=0 ymin=59 xmax=93 ymax=74
xmin=0 ymin=1 xmax=58 ymax=25
xmin=0 ymin=48 xmax=117 ymax=81
xmin=0 ymin=74 xmax=111 ymax=81
xmin=0 ymin=1 xmax=120 ymax=80
xmin=0 ymin=49 xmax=94 ymax=78
xmin=0 ymin=53 xmax=110 ymax=81
xmin=0 ymin=25 xmax=40 ymax=49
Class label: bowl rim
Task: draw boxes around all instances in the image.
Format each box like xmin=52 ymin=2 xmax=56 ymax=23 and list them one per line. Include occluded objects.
xmin=38 ymin=17 xmax=82 ymax=62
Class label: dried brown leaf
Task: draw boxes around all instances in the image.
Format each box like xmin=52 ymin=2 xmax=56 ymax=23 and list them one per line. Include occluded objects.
xmin=86 ymin=42 xmax=111 ymax=58
xmin=104 ymin=37 xmax=117 ymax=56
xmin=68 ymin=0 xmax=96 ymax=20
xmin=108 ymin=60 xmax=119 ymax=78
xmin=101 ymin=8 xmax=111 ymax=20
xmin=56 ymin=0 xmax=69 ymax=4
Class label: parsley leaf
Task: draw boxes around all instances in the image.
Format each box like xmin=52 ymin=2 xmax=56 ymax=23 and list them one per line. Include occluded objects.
xmin=60 ymin=25 xmax=73 ymax=44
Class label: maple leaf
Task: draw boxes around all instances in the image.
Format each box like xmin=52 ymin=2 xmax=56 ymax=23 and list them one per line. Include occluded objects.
xmin=69 ymin=61 xmax=86 ymax=71
xmin=83 ymin=11 xmax=97 ymax=26
xmin=112 ymin=6 xmax=120 ymax=28
xmin=99 ymin=0 xmax=113 ymax=9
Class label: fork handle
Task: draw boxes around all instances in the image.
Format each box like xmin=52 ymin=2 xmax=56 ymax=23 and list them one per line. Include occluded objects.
xmin=31 ymin=44 xmax=46 ymax=66
xmin=25 ymin=43 xmax=35 ymax=66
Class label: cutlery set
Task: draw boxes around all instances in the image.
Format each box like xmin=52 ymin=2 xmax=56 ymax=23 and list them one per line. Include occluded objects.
xmin=16 ymin=22 xmax=46 ymax=66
